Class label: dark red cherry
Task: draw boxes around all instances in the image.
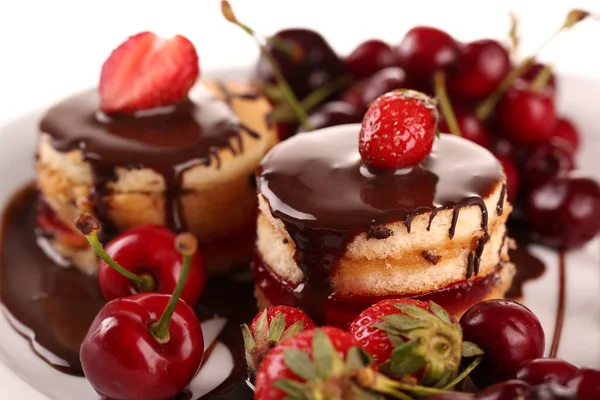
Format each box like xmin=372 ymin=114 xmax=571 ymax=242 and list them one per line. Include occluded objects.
xmin=361 ymin=67 xmax=408 ymax=109
xmin=496 ymin=80 xmax=557 ymax=144
xmin=523 ymin=140 xmax=575 ymax=187
xmin=275 ymin=121 xmax=299 ymax=141
xmin=523 ymin=62 xmax=557 ymax=94
xmin=460 ymin=299 xmax=545 ymax=388
xmin=566 ymin=368 xmax=600 ymax=400
xmin=339 ymin=79 xmax=369 ymax=112
xmin=255 ymin=28 xmax=347 ymax=101
xmin=496 ymin=156 xmax=520 ymax=202
xmin=297 ymin=101 xmax=363 ymax=133
xmin=475 ymin=380 xmax=532 ymax=400
xmin=515 ymin=358 xmax=579 ymax=386
xmin=424 ymin=394 xmax=472 ymax=400
xmin=439 ymin=104 xmax=493 ymax=148
xmin=526 ymin=172 xmax=600 ymax=248
xmin=550 ymin=118 xmax=580 ymax=153
xmin=393 ymin=26 xmax=459 ymax=77
xmin=448 ymin=39 xmax=510 ymax=99
xmin=492 ymin=137 xmax=518 ymax=159
xmin=345 ymin=39 xmax=394 ymax=79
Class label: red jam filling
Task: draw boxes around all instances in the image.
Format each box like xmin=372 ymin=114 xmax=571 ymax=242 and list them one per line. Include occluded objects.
xmin=253 ymin=252 xmax=501 ymax=328
xmin=37 ymin=198 xmax=87 ymax=248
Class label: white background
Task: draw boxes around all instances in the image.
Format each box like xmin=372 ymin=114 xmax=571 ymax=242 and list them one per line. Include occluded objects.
xmin=1 ymin=0 xmax=600 ymax=397
xmin=0 ymin=0 xmax=600 ymax=124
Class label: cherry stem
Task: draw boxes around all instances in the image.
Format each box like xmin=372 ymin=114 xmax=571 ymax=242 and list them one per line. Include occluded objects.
xmin=442 ymin=356 xmax=483 ymax=390
xmin=433 ymin=70 xmax=461 ymax=136
xmin=508 ymin=11 xmax=520 ymax=58
xmin=530 ymin=64 xmax=554 ymax=92
xmin=221 ymin=0 xmax=313 ymax=131
xmin=549 ymin=250 xmax=566 ymax=358
xmin=151 ymin=233 xmax=198 ymax=344
xmin=75 ymin=213 xmax=154 ymax=291
xmin=476 ymin=9 xmax=590 ymax=120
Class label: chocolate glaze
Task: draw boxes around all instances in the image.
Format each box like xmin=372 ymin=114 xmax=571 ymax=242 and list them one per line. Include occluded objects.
xmin=257 ymin=126 xmax=503 ymax=323
xmin=0 ymin=185 xmax=256 ymax=400
xmin=505 ymin=247 xmax=546 ymax=299
xmin=40 ymin=82 xmax=260 ymax=234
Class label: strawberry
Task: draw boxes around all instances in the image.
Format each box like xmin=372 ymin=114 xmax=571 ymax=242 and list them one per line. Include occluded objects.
xmin=99 ymin=31 xmax=199 ymax=114
xmin=359 ymin=90 xmax=438 ymax=170
xmin=241 ymin=306 xmax=316 ymax=377
xmin=349 ymin=299 xmax=482 ymax=388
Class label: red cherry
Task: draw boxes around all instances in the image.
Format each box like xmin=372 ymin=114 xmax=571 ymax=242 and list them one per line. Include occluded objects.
xmin=393 ymin=26 xmax=459 ymax=78
xmin=339 ymin=79 xmax=369 ymax=112
xmin=475 ymin=380 xmax=532 ymax=400
xmin=98 ymin=225 xmax=206 ymax=305
xmin=448 ymin=39 xmax=510 ymax=99
xmin=439 ymin=104 xmax=493 ymax=148
xmin=496 ymin=80 xmax=557 ymax=144
xmin=522 ymin=62 xmax=557 ymax=94
xmin=515 ymin=358 xmax=579 ymax=386
xmin=522 ymin=140 xmax=575 ymax=188
xmin=550 ymin=118 xmax=580 ymax=153
xmin=361 ymin=67 xmax=408 ymax=110
xmin=359 ymin=90 xmax=438 ymax=170
xmin=496 ymin=156 xmax=520 ymax=202
xmin=526 ymin=172 xmax=600 ymax=248
xmin=80 ymin=293 xmax=204 ymax=400
xmin=491 ymin=137 xmax=518 ymax=160
xmin=297 ymin=101 xmax=363 ymax=133
xmin=460 ymin=300 xmax=545 ymax=388
xmin=566 ymin=368 xmax=600 ymax=400
xmin=345 ymin=39 xmax=394 ymax=79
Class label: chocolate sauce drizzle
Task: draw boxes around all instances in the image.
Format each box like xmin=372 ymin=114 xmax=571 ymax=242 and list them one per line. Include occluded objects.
xmin=39 ymin=82 xmax=261 ymax=234
xmin=258 ymin=128 xmax=503 ymax=323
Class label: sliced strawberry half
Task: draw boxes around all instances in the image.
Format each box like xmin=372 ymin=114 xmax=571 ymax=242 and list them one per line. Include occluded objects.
xmin=99 ymin=31 xmax=200 ymax=114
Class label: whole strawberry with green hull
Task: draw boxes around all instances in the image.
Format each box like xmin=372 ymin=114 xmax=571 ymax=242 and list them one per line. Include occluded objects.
xmin=241 ymin=306 xmax=316 ymax=377
xmin=349 ymin=299 xmax=482 ymax=387
xmin=359 ymin=90 xmax=439 ymax=170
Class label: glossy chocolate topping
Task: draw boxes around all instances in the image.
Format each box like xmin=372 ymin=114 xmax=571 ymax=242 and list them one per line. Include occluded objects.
xmin=40 ymin=82 xmax=260 ymax=233
xmin=257 ymin=125 xmax=504 ymax=323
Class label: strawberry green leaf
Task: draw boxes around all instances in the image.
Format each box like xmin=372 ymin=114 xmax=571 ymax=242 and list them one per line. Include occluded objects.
xmin=268 ymin=313 xmax=287 ymax=343
xmin=254 ymin=309 xmax=269 ymax=345
xmin=312 ymin=329 xmax=340 ymax=378
xmin=283 ymin=349 xmax=319 ymax=381
xmin=377 ymin=314 xmax=428 ymax=333
xmin=273 ymin=379 xmax=312 ymax=399
xmin=428 ymin=301 xmax=452 ymax=324
xmin=461 ymin=341 xmax=485 ymax=358
xmin=281 ymin=320 xmax=305 ymax=341
xmin=385 ymin=338 xmax=427 ymax=378
xmin=344 ymin=347 xmax=372 ymax=373
xmin=393 ymin=304 xmax=438 ymax=323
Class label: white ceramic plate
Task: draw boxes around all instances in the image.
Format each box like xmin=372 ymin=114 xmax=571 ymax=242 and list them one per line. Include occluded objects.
xmin=0 ymin=72 xmax=599 ymax=399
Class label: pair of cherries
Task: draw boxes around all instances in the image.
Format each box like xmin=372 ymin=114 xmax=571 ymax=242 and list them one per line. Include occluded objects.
xmin=75 ymin=215 xmax=207 ymax=400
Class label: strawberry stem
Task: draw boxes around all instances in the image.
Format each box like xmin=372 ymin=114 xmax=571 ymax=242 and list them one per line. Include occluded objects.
xmin=476 ymin=9 xmax=590 ymax=120
xmin=433 ymin=70 xmax=461 ymax=136
xmin=220 ymin=0 xmax=313 ymax=131
xmin=151 ymin=233 xmax=197 ymax=343
xmin=442 ymin=356 xmax=483 ymax=390
xmin=75 ymin=213 xmax=154 ymax=291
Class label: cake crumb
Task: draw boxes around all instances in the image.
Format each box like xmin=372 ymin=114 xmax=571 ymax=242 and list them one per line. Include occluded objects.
xmin=421 ymin=250 xmax=442 ymax=265
xmin=367 ymin=223 xmax=393 ymax=240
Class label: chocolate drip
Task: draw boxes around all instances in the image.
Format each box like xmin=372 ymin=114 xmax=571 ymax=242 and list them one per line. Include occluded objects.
xmin=258 ymin=128 xmax=503 ymax=323
xmin=497 ymin=183 xmax=507 ymax=216
xmin=39 ymin=83 xmax=260 ymax=233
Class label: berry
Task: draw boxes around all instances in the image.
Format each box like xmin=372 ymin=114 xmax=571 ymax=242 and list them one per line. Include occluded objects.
xmin=346 ymin=39 xmax=394 ymax=79
xmin=424 ymin=395 xmax=473 ymax=400
xmin=439 ymin=104 xmax=493 ymax=148
xmin=526 ymin=172 xmax=600 ymax=248
xmin=393 ymin=26 xmax=459 ymax=78
xmin=550 ymin=118 xmax=580 ymax=153
xmin=515 ymin=358 xmax=579 ymax=386
xmin=460 ymin=299 xmax=545 ymax=388
xmin=448 ymin=39 xmax=510 ymax=99
xmin=241 ymin=306 xmax=316 ymax=376
xmin=361 ymin=67 xmax=408 ymax=110
xmin=496 ymin=156 xmax=520 ymax=202
xmin=254 ymin=327 xmax=370 ymax=400
xmin=475 ymin=380 xmax=532 ymax=400
xmin=297 ymin=101 xmax=363 ymax=133
xmin=566 ymin=368 xmax=600 ymax=400
xmin=359 ymin=90 xmax=438 ymax=170
xmin=100 ymin=32 xmax=199 ymax=114
xmin=523 ymin=63 xmax=557 ymax=94
xmin=348 ymin=299 xmax=466 ymax=387
xmin=340 ymin=79 xmax=369 ymax=112
xmin=255 ymin=29 xmax=347 ymax=102
xmin=496 ymin=80 xmax=557 ymax=144
xmin=522 ymin=140 xmax=575 ymax=188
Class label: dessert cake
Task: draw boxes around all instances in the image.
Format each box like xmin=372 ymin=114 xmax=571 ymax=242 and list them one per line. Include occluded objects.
xmin=254 ymin=124 xmax=515 ymax=327
xmin=35 ymin=34 xmax=277 ymax=275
